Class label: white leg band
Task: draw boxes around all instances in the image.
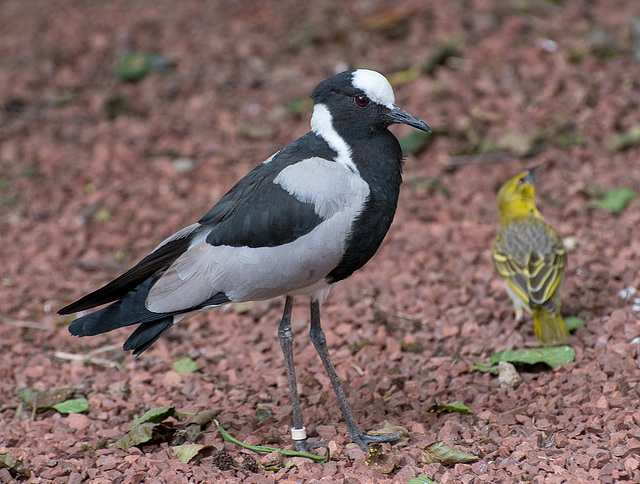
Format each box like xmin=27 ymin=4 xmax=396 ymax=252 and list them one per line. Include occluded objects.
xmin=291 ymin=427 xmax=307 ymax=441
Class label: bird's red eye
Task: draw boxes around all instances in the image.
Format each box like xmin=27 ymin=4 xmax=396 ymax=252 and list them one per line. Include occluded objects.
xmin=355 ymin=96 xmax=370 ymax=107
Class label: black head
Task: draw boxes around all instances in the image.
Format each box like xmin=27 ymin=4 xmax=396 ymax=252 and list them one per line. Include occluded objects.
xmin=310 ymin=69 xmax=430 ymax=140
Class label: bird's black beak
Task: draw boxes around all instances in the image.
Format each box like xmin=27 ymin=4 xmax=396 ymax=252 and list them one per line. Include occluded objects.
xmin=526 ymin=165 xmax=541 ymax=184
xmin=388 ymin=106 xmax=430 ymax=132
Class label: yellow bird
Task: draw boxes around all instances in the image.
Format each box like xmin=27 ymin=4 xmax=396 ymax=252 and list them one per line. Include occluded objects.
xmin=492 ymin=166 xmax=569 ymax=346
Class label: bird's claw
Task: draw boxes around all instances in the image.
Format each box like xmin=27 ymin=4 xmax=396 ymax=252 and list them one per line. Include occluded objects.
xmin=351 ymin=431 xmax=401 ymax=451
xmin=295 ymin=439 xmax=328 ymax=453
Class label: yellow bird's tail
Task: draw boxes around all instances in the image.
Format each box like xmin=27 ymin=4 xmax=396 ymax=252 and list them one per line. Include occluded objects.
xmin=532 ymin=309 xmax=569 ymax=346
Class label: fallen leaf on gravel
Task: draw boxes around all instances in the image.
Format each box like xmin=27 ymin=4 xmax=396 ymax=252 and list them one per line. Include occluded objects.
xmin=0 ymin=452 xmax=30 ymax=477
xmin=596 ymin=188 xmax=635 ymax=213
xmin=114 ymin=51 xmax=172 ymax=81
xmin=256 ymin=407 xmax=274 ymax=421
xmin=18 ymin=388 xmax=86 ymax=413
xmin=128 ymin=406 xmax=179 ymax=430
xmin=472 ymin=362 xmax=500 ymax=374
xmin=609 ymin=125 xmax=640 ymax=152
xmin=564 ymin=317 xmax=584 ymax=332
xmin=407 ymin=476 xmax=440 ymax=484
xmin=365 ymin=443 xmax=396 ymax=473
xmin=172 ymin=357 xmax=202 ymax=374
xmin=186 ymin=408 xmax=222 ymax=427
xmin=367 ymin=420 xmax=410 ymax=441
xmin=51 ymin=397 xmax=88 ymax=414
xmin=427 ymin=401 xmax=472 ymax=415
xmin=172 ymin=444 xmax=214 ymax=463
xmin=490 ymin=346 xmax=575 ymax=369
xmin=116 ymin=422 xmax=175 ymax=451
xmin=19 ymin=388 xmax=75 ymax=410
xmin=117 ymin=406 xmax=181 ymax=451
xmin=421 ymin=441 xmax=478 ymax=465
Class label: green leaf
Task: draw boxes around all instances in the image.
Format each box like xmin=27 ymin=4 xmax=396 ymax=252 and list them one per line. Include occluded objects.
xmin=214 ymin=419 xmax=329 ymax=463
xmin=472 ymin=362 xmax=499 ymax=374
xmin=564 ymin=317 xmax=584 ymax=332
xmin=172 ymin=444 xmax=214 ymax=463
xmin=407 ymin=477 xmax=440 ymax=484
xmin=129 ymin=406 xmax=177 ymax=430
xmin=114 ymin=52 xmax=169 ymax=81
xmin=399 ymin=130 xmax=431 ymax=155
xmin=609 ymin=125 xmax=640 ymax=152
xmin=490 ymin=346 xmax=575 ymax=369
xmin=0 ymin=452 xmax=30 ymax=477
xmin=18 ymin=388 xmax=76 ymax=411
xmin=440 ymin=401 xmax=472 ymax=415
xmin=596 ymin=188 xmax=635 ymax=213
xmin=172 ymin=357 xmax=202 ymax=374
xmin=256 ymin=407 xmax=274 ymax=421
xmin=116 ymin=422 xmax=157 ymax=451
xmin=93 ymin=208 xmax=111 ymax=221
xmin=421 ymin=441 xmax=478 ymax=465
xmin=52 ymin=398 xmax=88 ymax=414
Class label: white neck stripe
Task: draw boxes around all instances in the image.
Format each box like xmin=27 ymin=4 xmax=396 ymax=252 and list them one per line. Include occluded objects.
xmin=310 ymin=104 xmax=358 ymax=173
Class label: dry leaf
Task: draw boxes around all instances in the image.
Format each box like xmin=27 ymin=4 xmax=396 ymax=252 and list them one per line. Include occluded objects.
xmin=367 ymin=420 xmax=409 ymax=442
xmin=365 ymin=443 xmax=396 ymax=473
xmin=421 ymin=441 xmax=478 ymax=465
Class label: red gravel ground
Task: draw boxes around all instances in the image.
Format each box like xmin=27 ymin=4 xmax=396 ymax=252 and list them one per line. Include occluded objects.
xmin=2 ymin=1 xmax=640 ymax=483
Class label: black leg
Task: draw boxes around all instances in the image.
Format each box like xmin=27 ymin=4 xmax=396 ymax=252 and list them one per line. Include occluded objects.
xmin=308 ymin=298 xmax=400 ymax=450
xmin=277 ymin=296 xmax=326 ymax=451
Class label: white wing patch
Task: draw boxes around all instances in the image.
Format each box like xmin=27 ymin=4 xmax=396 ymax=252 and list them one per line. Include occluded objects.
xmin=351 ymin=69 xmax=395 ymax=109
xmin=310 ymin=104 xmax=357 ymax=173
xmin=274 ymin=157 xmax=370 ymax=219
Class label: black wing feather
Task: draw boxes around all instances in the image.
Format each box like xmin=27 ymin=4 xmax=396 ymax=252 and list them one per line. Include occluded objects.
xmin=58 ymin=236 xmax=193 ymax=314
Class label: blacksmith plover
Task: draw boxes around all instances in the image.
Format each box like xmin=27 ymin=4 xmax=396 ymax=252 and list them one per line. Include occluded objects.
xmin=59 ymin=69 xmax=430 ymax=451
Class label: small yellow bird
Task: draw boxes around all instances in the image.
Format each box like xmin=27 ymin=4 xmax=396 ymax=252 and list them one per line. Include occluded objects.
xmin=492 ymin=166 xmax=569 ymax=346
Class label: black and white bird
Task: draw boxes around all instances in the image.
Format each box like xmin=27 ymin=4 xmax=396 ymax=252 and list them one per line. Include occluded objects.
xmin=59 ymin=69 xmax=430 ymax=451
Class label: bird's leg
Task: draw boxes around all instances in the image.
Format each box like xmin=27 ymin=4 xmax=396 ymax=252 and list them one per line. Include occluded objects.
xmin=278 ymin=296 xmax=326 ymax=452
xmin=308 ymin=298 xmax=400 ymax=451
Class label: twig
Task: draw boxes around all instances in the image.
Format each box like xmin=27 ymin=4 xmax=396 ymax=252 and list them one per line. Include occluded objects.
xmin=367 ymin=297 xmax=427 ymax=325
xmin=54 ymin=346 xmax=121 ymax=370
xmin=351 ymin=363 xmax=365 ymax=376
xmin=0 ymin=314 xmax=53 ymax=331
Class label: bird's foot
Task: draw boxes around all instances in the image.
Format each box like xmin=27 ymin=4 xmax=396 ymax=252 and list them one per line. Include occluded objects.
xmin=351 ymin=430 xmax=401 ymax=451
xmin=295 ymin=438 xmax=328 ymax=453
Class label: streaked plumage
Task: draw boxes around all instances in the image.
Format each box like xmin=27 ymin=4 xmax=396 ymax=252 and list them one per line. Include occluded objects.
xmin=492 ymin=166 xmax=569 ymax=346
xmin=59 ymin=69 xmax=430 ymax=450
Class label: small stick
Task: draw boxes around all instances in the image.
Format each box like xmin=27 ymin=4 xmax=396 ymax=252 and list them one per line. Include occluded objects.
xmin=367 ymin=297 xmax=427 ymax=325
xmin=0 ymin=314 xmax=53 ymax=331
xmin=53 ymin=345 xmax=120 ymax=370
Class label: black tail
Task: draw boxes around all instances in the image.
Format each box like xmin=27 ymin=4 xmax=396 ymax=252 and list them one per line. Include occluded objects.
xmin=67 ymin=276 xmax=180 ymax=354
xmin=66 ymin=273 xmax=231 ymax=354
xmin=58 ymin=236 xmax=193 ymax=315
